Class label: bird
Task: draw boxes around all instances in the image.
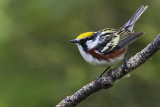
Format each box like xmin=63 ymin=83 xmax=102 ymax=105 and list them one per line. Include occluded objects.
xmin=70 ymin=5 xmax=148 ymax=77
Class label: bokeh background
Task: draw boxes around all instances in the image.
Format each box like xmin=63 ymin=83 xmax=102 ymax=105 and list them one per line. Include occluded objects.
xmin=0 ymin=0 xmax=160 ymax=107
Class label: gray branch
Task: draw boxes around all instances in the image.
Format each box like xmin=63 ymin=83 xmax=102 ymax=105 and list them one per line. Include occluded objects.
xmin=56 ymin=34 xmax=160 ymax=107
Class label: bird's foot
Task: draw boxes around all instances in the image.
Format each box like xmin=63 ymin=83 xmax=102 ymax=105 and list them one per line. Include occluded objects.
xmin=122 ymin=53 xmax=128 ymax=74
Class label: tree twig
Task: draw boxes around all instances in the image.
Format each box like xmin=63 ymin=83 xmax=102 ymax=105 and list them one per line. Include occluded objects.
xmin=56 ymin=34 xmax=160 ymax=107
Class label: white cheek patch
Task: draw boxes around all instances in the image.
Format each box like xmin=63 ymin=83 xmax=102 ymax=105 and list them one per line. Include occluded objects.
xmin=86 ymin=40 xmax=96 ymax=49
xmin=86 ymin=35 xmax=101 ymax=49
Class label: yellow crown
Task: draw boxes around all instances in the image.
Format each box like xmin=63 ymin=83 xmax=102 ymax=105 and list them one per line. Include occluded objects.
xmin=77 ymin=32 xmax=94 ymax=39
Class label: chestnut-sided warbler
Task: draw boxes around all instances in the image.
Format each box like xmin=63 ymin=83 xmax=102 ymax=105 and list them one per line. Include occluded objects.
xmin=70 ymin=5 xmax=148 ymax=76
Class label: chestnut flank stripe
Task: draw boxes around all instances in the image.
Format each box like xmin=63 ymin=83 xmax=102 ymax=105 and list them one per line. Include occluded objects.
xmin=87 ymin=48 xmax=126 ymax=61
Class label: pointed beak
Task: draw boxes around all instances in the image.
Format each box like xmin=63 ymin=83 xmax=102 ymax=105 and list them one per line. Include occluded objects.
xmin=70 ymin=39 xmax=79 ymax=43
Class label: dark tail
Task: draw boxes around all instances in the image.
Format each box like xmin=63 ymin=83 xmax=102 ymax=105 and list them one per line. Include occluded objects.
xmin=120 ymin=5 xmax=148 ymax=31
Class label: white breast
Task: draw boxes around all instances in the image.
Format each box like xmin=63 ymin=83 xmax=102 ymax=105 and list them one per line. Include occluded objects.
xmin=76 ymin=44 xmax=125 ymax=66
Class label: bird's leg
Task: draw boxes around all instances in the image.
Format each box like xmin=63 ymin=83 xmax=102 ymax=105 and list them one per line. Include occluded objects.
xmin=122 ymin=53 xmax=128 ymax=73
xmin=96 ymin=66 xmax=111 ymax=80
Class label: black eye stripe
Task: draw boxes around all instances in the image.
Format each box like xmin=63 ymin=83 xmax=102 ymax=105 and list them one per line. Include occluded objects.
xmin=79 ymin=32 xmax=98 ymax=51
xmin=88 ymin=34 xmax=97 ymax=40
xmin=82 ymin=32 xmax=99 ymax=41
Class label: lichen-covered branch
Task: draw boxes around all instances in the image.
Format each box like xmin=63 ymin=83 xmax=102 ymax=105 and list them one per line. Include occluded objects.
xmin=56 ymin=34 xmax=160 ymax=107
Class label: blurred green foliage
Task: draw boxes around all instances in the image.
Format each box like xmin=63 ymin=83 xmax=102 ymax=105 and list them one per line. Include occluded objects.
xmin=0 ymin=0 xmax=160 ymax=107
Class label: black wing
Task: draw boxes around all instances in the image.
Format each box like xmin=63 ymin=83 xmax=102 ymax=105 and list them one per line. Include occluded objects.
xmin=103 ymin=32 xmax=144 ymax=54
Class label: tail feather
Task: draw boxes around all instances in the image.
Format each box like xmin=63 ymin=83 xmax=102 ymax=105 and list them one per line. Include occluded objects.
xmin=120 ymin=5 xmax=148 ymax=31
